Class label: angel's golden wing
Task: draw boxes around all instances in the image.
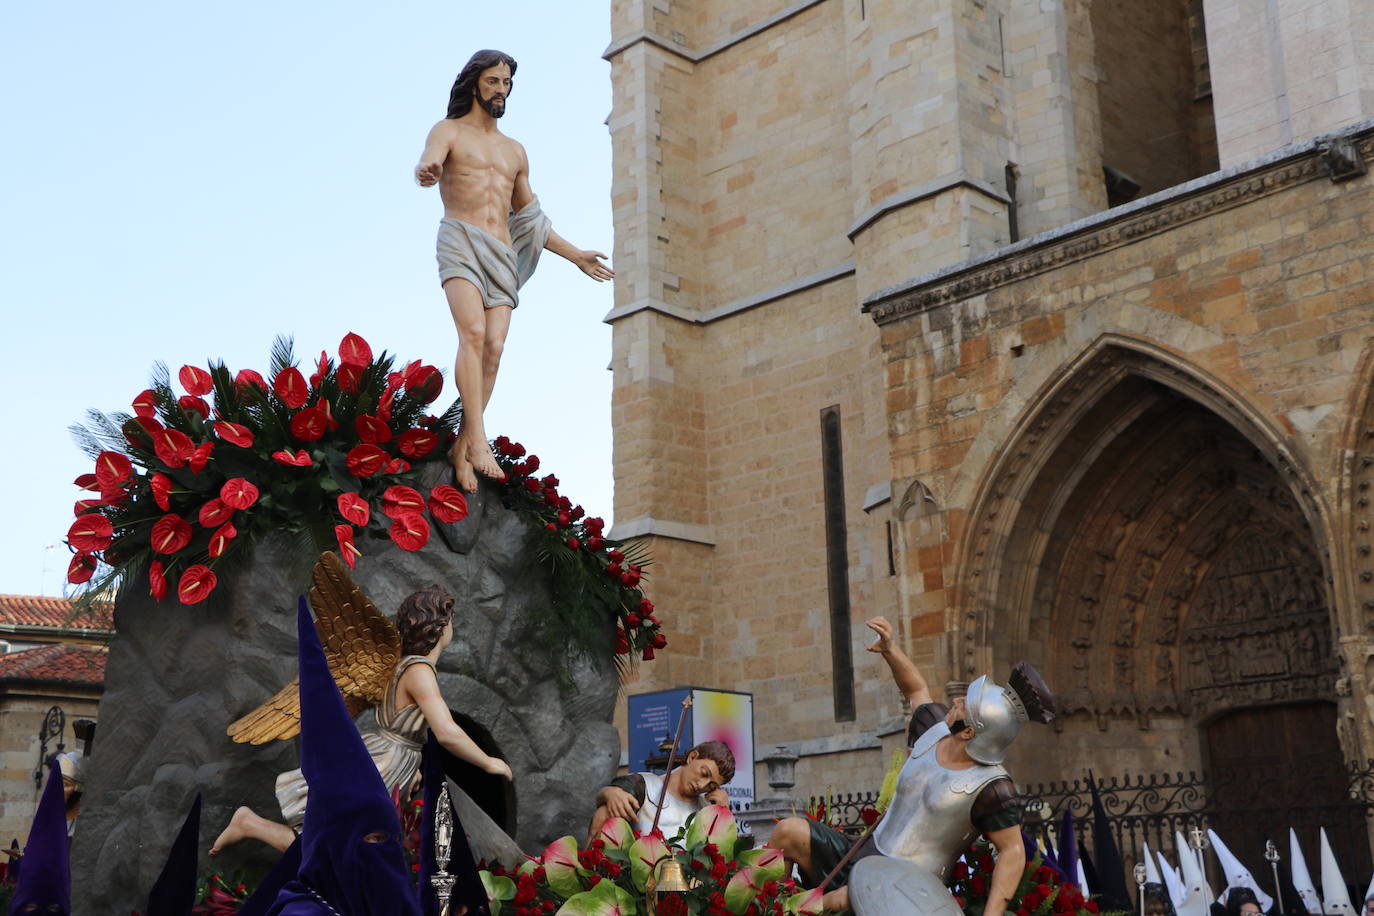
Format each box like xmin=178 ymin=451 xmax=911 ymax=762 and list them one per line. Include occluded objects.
xmin=226 ymin=551 xmax=401 ymax=744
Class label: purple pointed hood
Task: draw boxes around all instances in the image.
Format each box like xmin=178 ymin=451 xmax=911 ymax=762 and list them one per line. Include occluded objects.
xmin=9 ymin=761 xmax=70 ymax=915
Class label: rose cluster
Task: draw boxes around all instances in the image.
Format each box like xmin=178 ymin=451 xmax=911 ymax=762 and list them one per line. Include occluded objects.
xmin=951 ymin=845 xmax=1102 ymax=916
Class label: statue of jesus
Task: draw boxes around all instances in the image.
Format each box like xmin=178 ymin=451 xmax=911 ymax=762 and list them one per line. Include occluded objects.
xmin=416 ymin=49 xmax=614 ymax=493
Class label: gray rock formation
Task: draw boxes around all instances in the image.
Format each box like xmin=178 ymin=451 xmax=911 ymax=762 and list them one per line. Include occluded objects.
xmin=71 ymin=467 xmax=620 ymax=912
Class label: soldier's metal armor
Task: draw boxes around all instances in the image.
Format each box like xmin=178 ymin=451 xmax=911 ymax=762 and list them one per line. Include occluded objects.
xmin=871 ymin=721 xmax=1009 ymax=880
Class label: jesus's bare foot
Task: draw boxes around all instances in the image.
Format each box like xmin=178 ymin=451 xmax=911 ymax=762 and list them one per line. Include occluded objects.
xmin=210 ymin=806 xmax=296 ymax=855
xmin=449 ymin=441 xmax=479 ymax=494
xmin=465 ymin=438 xmax=506 ymax=483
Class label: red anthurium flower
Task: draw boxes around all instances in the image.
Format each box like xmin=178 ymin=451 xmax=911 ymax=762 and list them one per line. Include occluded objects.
xmin=273 ymin=367 xmax=309 ymax=408
xmin=178 ymin=395 xmax=211 ymax=419
xmin=388 ymin=513 xmax=430 ymax=551
xmin=132 ymin=389 xmax=159 ymax=418
xmin=427 ymin=486 xmax=468 ymax=523
xmin=290 ymin=407 xmax=328 ymax=442
xmin=338 ymin=332 xmax=373 ymax=368
xmin=377 ymin=388 xmax=396 ymax=423
xmin=67 ymin=553 xmax=98 ymax=585
xmin=355 ymin=414 xmax=392 ymax=444
xmin=68 ymin=514 xmax=114 ymax=552
xmin=337 ymin=363 xmax=362 ymax=394
xmin=178 ymin=365 xmax=214 ymax=396
xmin=148 ymin=560 xmax=167 ymax=601
xmin=397 ymin=428 xmax=438 ymax=459
xmin=234 ymin=368 xmax=268 ymax=395
xmin=272 ymin=449 xmax=313 ymax=467
xmin=381 ymin=485 xmax=424 ymax=519
xmin=337 ymin=492 xmax=370 ymax=526
xmin=95 ymin=451 xmax=133 ymax=490
xmin=188 ymin=441 xmax=215 ymax=473
xmin=99 ymin=484 xmax=130 ymax=507
xmin=74 ymin=473 xmax=99 ymax=491
xmin=151 ymin=472 xmax=172 ymax=510
xmin=198 ymin=498 xmax=234 ymax=528
xmin=318 ymin=398 xmax=338 ymax=431
xmin=334 ymin=524 xmax=362 ymax=569
xmin=212 ymin=421 xmax=255 ymax=447
xmin=385 ymin=458 xmax=411 ymax=474
xmin=345 ymin=444 xmax=388 ymax=477
xmin=314 ymin=350 xmax=332 ymax=379
xmin=386 ymin=371 xmax=405 ymax=390
xmin=400 ymin=359 xmax=421 ymax=381
xmin=134 ymin=416 xmax=164 ymax=438
xmin=404 ymin=365 xmax=443 ymax=403
xmin=220 ymin=478 xmax=260 ymax=510
xmin=208 ymin=520 xmax=238 ymax=558
xmin=153 ymin=427 xmax=195 ymax=468
xmin=74 ymin=499 xmax=103 ymax=516
xmin=177 ymin=564 xmax=218 ymax=605
xmin=151 ymin=513 xmax=193 ymax=554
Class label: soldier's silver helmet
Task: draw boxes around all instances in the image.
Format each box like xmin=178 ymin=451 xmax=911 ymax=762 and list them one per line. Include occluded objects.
xmin=962 ymin=662 xmax=1056 ymax=765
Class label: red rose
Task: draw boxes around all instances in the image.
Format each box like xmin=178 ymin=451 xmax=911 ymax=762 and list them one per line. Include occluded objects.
xmin=220 ymin=478 xmax=260 ymax=510
xmin=291 ymin=407 xmax=328 ymax=442
xmin=148 ymin=560 xmax=167 ymax=601
xmin=405 ymin=365 xmax=443 ymax=403
xmin=346 ymin=444 xmax=389 ymax=477
xmin=74 ymin=473 xmax=99 ymax=491
xmin=614 ymin=635 xmax=629 ymax=654
xmin=208 ymin=520 xmax=237 ymax=558
xmin=273 ymin=367 xmax=309 ymax=408
xmin=1086 ymin=902 xmax=1099 ymax=914
xmin=626 ymin=613 xmax=641 ymax=627
xmin=608 ymin=549 xmax=624 ymax=563
xmin=651 ymin=633 xmax=667 ymax=649
xmin=335 ymin=524 xmax=361 ymax=568
xmin=271 ymin=449 xmax=313 ymax=467
xmin=381 ymin=485 xmax=424 ymax=519
xmin=213 ymin=421 xmax=254 ymax=447
xmin=642 ymin=646 xmax=655 ymax=661
xmin=188 ymin=441 xmax=214 ymax=473
xmin=557 ymin=511 xmax=570 ymax=527
xmin=337 ymin=492 xmax=371 ymax=525
xmin=67 ymin=553 xmax=97 ymax=585
xmin=522 ymin=479 xmax=541 ymax=493
xmin=621 ymin=569 xmax=642 ymax=588
xmin=970 ymin=876 xmax=987 ymax=896
xmin=336 ymin=363 xmax=362 ymax=394
xmin=587 ymin=536 xmax=604 ymax=551
xmin=177 ymin=564 xmax=217 ymax=604
xmin=524 ymin=454 xmax=540 ymax=473
xmin=178 ymin=365 xmax=213 ymax=396
xmin=389 ymin=513 xmax=430 ymax=551
xmin=397 ymin=428 xmax=438 ymax=458
xmin=178 ymin=395 xmax=211 ymax=419
xmin=566 ymin=537 xmax=581 ymax=550
xmin=427 ymin=486 xmax=468 ymax=523
xmin=132 ymin=389 xmax=158 ymax=419
xmin=152 ymin=428 xmax=195 ymax=468
xmin=95 ymin=451 xmax=133 ymax=490
xmin=234 ymin=368 xmax=268 ymax=395
xmin=198 ymin=498 xmax=233 ymax=528
xmin=151 ymin=472 xmax=172 ymax=510
xmin=607 ymin=562 xmax=622 ymax=577
xmin=338 ymin=332 xmax=373 ymax=368
xmin=355 ymin=414 xmax=392 ymax=444
xmin=151 ymin=513 xmax=193 ymax=554
xmin=544 ymin=523 xmax=557 ymax=531
xmin=68 ymin=514 xmax=114 ymax=552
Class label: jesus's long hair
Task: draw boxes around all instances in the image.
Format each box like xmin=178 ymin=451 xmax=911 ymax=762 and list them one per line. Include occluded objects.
xmin=446 ymin=49 xmax=518 ymax=119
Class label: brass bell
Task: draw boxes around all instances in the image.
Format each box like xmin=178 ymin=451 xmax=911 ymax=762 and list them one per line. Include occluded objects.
xmin=653 ymin=858 xmax=691 ymax=892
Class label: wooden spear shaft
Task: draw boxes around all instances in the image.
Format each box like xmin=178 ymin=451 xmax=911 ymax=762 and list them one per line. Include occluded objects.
xmin=650 ymin=695 xmax=694 ymax=835
xmin=817 ymin=813 xmax=884 ymax=891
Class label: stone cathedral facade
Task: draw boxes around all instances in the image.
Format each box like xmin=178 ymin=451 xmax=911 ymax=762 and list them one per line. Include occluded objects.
xmin=603 ymin=0 xmax=1374 ymax=826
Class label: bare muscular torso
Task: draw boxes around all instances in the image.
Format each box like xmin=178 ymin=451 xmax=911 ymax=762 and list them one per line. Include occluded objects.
xmin=433 ymin=119 xmax=527 ymax=246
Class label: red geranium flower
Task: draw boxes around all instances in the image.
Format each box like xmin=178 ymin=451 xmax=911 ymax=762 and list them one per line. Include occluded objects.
xmin=177 ymin=564 xmax=217 ymax=604
xmin=381 ymin=486 xmax=424 ymax=519
xmin=385 ymin=458 xmax=410 ymax=474
xmin=388 ymin=513 xmax=430 ymax=551
xmin=220 ymin=478 xmax=260 ymax=510
xmin=132 ymin=389 xmax=158 ymax=419
xmin=208 ymin=520 xmax=237 ymax=558
xmin=213 ymin=421 xmax=254 ymax=447
xmin=67 ymin=553 xmax=97 ymax=585
xmin=338 ymin=332 xmax=373 ymax=368
xmin=153 ymin=428 xmax=195 ymax=468
xmin=198 ymin=498 xmax=234 ymax=528
xmin=427 ymin=486 xmax=468 ymax=523
xmin=178 ymin=395 xmax=211 ymax=419
xmin=336 ymin=492 xmax=370 ymax=526
xmin=151 ymin=472 xmax=172 ymax=510
xmin=273 ymin=367 xmax=309 ymax=408
xmin=151 ymin=513 xmax=193 ymax=554
xmin=189 ymin=441 xmax=214 ymax=473
xmin=345 ymin=444 xmax=388 ymax=477
xmin=397 ymin=428 xmax=438 ymax=459
xmin=290 ymin=407 xmax=328 ymax=442
xmin=148 ymin=560 xmax=167 ymax=601
xmin=272 ymin=449 xmax=313 ymax=467
xmin=178 ymin=365 xmax=213 ymax=396
xmin=95 ymin=451 xmax=133 ymax=490
xmin=68 ymin=514 xmax=113 ymax=552
xmin=234 ymin=368 xmax=268 ymax=395
xmin=336 ymin=363 xmax=362 ymax=394
xmin=73 ymin=499 xmax=103 ymax=516
xmin=74 ymin=473 xmax=99 ymax=491
xmin=355 ymin=414 xmax=392 ymax=444
xmin=404 ymin=365 xmax=443 ymax=403
xmin=334 ymin=524 xmax=361 ymax=569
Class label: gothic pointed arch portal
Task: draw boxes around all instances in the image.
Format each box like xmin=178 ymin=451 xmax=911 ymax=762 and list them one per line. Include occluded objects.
xmin=955 ymin=337 xmax=1343 ymax=778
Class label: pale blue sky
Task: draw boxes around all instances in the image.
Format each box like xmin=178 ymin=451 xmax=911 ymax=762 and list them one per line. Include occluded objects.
xmin=0 ymin=2 xmax=618 ymax=596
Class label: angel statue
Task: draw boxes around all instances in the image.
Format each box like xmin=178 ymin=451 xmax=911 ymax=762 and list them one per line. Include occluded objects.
xmin=210 ymin=551 xmax=512 ymax=855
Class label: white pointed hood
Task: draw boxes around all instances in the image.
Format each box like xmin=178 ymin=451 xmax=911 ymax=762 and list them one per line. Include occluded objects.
xmin=1145 ymin=842 xmax=1163 ymax=885
xmin=1291 ymin=829 xmax=1322 ymax=915
xmin=1321 ymin=829 xmax=1356 ymax=916
xmin=1209 ymin=828 xmax=1273 ymax=910
xmin=1159 ymin=851 xmax=1187 ymax=908
xmin=1177 ymin=831 xmax=1216 ymax=916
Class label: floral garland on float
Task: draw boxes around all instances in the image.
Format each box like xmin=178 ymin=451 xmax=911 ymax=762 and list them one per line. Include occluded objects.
xmin=950 ymin=843 xmax=1105 ymax=916
xmin=62 ymin=333 xmax=664 ymax=671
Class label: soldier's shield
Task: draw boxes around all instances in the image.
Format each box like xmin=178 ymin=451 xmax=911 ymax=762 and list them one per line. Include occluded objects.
xmin=850 ymin=856 xmax=965 ymax=916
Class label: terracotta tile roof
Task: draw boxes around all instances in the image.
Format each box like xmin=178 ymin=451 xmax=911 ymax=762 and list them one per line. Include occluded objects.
xmin=0 ymin=595 xmax=113 ymax=632
xmin=0 ymin=644 xmax=107 ymax=686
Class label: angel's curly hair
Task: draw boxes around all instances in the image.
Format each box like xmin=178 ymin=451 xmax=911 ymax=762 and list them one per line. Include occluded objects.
xmin=397 ymin=585 xmax=455 ymax=656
